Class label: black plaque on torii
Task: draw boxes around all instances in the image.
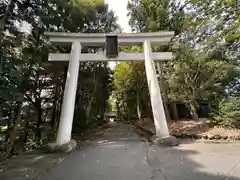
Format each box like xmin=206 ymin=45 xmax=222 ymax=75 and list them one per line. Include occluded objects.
xmin=105 ymin=35 xmax=118 ymax=58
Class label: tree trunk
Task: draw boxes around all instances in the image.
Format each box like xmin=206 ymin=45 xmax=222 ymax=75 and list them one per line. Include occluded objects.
xmin=48 ymin=103 xmax=57 ymax=142
xmin=5 ymin=106 xmax=12 ymax=144
xmin=187 ymin=102 xmax=198 ymax=120
xmin=23 ymin=119 xmax=29 ymax=145
xmin=48 ymin=73 xmax=60 ymax=141
xmin=35 ymin=105 xmax=42 ymax=145
xmin=86 ymin=70 xmax=99 ymax=123
xmin=5 ymin=102 xmax=22 ymax=157
xmin=156 ymin=62 xmax=171 ymax=121
xmin=101 ymin=101 xmax=107 ymax=120
xmin=208 ymin=102 xmax=211 ymax=117
xmin=136 ymin=92 xmax=142 ymax=120
xmin=170 ymin=103 xmax=179 ymax=120
xmin=127 ymin=106 xmax=131 ymax=122
xmin=0 ymin=108 xmax=2 ymax=118
xmin=116 ymin=100 xmax=120 ymax=118
xmin=23 ymin=105 xmax=31 ymax=145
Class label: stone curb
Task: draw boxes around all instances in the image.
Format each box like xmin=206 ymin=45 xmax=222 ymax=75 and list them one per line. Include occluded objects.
xmin=133 ymin=124 xmax=153 ymax=141
xmin=134 ymin=124 xmax=240 ymax=144
xmin=183 ymin=139 xmax=240 ymax=144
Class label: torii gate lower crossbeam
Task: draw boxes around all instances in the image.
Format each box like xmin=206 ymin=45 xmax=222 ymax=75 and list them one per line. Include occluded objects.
xmin=45 ymin=32 xmax=179 ymax=149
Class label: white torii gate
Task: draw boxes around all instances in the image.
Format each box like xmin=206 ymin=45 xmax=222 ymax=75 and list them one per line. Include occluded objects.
xmin=45 ymin=31 xmax=178 ymax=147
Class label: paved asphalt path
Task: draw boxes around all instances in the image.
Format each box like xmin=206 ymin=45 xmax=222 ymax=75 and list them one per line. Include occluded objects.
xmin=40 ymin=123 xmax=240 ymax=180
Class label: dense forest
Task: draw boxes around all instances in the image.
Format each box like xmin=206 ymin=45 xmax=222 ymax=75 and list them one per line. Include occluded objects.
xmin=0 ymin=0 xmax=239 ymax=161
xmin=0 ymin=0 xmax=119 ymax=159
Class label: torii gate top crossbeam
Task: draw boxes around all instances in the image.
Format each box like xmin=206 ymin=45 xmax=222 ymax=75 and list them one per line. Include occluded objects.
xmin=44 ymin=31 xmax=174 ymax=46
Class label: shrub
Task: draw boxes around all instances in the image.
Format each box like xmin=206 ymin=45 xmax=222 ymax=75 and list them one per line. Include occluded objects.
xmin=213 ymin=97 xmax=240 ymax=128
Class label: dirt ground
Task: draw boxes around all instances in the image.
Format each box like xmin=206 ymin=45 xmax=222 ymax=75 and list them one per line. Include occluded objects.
xmin=137 ymin=118 xmax=240 ymax=140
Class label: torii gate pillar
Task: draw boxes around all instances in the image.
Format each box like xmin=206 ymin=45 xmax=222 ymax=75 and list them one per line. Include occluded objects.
xmin=56 ymin=41 xmax=81 ymax=144
xmin=144 ymin=40 xmax=169 ymax=137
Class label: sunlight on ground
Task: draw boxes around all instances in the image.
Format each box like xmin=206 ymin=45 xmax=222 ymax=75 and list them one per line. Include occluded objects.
xmin=34 ymin=155 xmax=45 ymax=161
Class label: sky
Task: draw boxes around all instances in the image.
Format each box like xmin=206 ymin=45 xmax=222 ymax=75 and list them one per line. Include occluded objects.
xmin=104 ymin=0 xmax=131 ymax=69
xmin=105 ymin=0 xmax=131 ymax=33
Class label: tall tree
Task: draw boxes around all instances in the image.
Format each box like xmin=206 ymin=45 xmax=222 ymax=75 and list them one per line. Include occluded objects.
xmin=127 ymin=0 xmax=189 ymax=120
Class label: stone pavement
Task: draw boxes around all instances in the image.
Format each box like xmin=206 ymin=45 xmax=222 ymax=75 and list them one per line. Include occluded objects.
xmin=1 ymin=123 xmax=240 ymax=180
xmin=40 ymin=123 xmax=240 ymax=180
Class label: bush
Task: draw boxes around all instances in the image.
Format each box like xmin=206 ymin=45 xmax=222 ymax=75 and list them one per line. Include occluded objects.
xmin=213 ymin=97 xmax=240 ymax=127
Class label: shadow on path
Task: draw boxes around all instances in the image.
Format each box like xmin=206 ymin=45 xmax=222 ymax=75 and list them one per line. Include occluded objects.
xmin=1 ymin=123 xmax=240 ymax=180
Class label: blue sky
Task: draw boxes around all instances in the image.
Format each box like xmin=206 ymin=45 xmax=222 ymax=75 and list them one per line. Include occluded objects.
xmin=105 ymin=0 xmax=131 ymax=32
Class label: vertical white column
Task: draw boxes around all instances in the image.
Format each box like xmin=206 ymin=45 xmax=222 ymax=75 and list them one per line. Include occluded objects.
xmin=56 ymin=41 xmax=81 ymax=145
xmin=143 ymin=40 xmax=169 ymax=138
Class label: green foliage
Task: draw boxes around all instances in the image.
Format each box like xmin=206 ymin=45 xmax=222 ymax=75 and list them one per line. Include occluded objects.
xmin=213 ymin=97 xmax=240 ymax=127
xmin=113 ymin=61 xmax=151 ymax=119
xmin=0 ymin=0 xmax=119 ymax=159
xmin=167 ymin=44 xmax=231 ymax=103
xmin=127 ymin=0 xmax=190 ymax=34
xmin=0 ymin=55 xmax=23 ymax=108
xmin=125 ymin=0 xmax=240 ymax=122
